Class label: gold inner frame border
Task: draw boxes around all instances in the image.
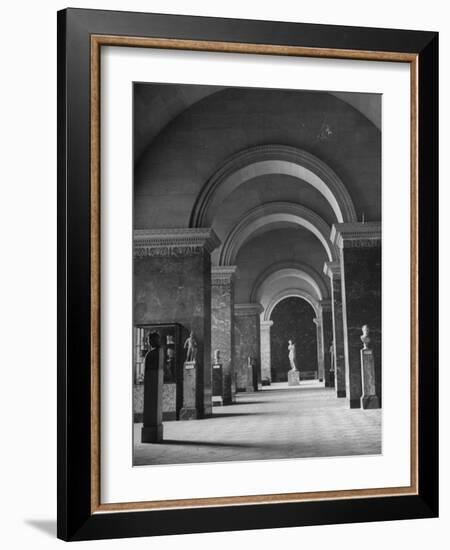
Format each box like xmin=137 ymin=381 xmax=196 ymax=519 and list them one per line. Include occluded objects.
xmin=89 ymin=34 xmax=419 ymax=514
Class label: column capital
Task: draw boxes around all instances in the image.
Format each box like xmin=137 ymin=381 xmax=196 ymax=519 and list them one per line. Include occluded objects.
xmin=260 ymin=320 xmax=274 ymax=329
xmin=313 ymin=317 xmax=321 ymax=326
xmin=134 ymin=228 xmax=220 ymax=257
xmin=331 ymin=222 xmax=381 ymax=249
xmin=319 ymin=299 xmax=333 ymax=312
xmin=234 ymin=303 xmax=264 ymax=317
xmin=323 ymin=261 xmax=341 ymax=280
xmin=211 ymin=265 xmax=238 ymax=285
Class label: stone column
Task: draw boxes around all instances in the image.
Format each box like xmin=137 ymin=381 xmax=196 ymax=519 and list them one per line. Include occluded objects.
xmin=323 ymin=261 xmax=346 ymax=398
xmin=134 ymin=228 xmax=220 ymax=418
xmin=233 ymin=303 xmax=263 ymax=392
xmin=313 ymin=317 xmax=325 ymax=381
xmin=211 ymin=266 xmax=237 ymax=405
xmin=319 ymin=300 xmax=334 ymax=388
xmin=260 ymin=320 xmax=273 ymax=385
xmin=331 ymin=222 xmax=382 ymax=409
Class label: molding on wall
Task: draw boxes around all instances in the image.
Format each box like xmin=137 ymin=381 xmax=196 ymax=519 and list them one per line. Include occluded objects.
xmin=134 ymin=228 xmax=220 ymax=257
xmin=323 ymin=261 xmax=341 ymax=280
xmin=234 ymin=303 xmax=264 ymax=317
xmin=211 ymin=265 xmax=238 ymax=285
xmin=331 ymin=222 xmax=382 ymax=249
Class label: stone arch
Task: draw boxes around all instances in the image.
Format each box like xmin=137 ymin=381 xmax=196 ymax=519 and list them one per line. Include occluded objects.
xmin=218 ymin=202 xmax=337 ymax=265
xmin=265 ymin=289 xmax=320 ymax=321
xmin=190 ymin=145 xmax=357 ymax=227
xmin=250 ymin=261 xmax=329 ymax=303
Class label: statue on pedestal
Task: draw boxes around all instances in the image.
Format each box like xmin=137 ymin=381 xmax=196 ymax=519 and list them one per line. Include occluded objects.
xmin=288 ymin=340 xmax=297 ymax=371
xmin=213 ymin=349 xmax=221 ymax=364
xmin=360 ymin=325 xmax=371 ymax=350
xmin=184 ymin=331 xmax=198 ymax=363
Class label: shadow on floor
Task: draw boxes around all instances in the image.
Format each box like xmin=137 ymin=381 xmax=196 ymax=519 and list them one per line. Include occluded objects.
xmin=25 ymin=519 xmax=56 ymax=538
xmin=232 ymin=399 xmax=269 ymax=405
xmin=211 ymin=411 xmax=268 ymax=419
xmin=153 ymin=439 xmax=256 ymax=448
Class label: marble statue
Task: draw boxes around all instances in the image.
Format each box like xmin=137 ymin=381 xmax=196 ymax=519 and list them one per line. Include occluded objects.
xmin=288 ymin=340 xmax=297 ymax=371
xmin=360 ymin=325 xmax=371 ymax=350
xmin=213 ymin=349 xmax=221 ymax=364
xmin=329 ymin=341 xmax=335 ymax=371
xmin=184 ymin=331 xmax=198 ymax=362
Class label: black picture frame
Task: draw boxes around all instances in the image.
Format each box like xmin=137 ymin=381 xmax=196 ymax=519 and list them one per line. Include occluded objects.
xmin=57 ymin=7 xmax=438 ymax=542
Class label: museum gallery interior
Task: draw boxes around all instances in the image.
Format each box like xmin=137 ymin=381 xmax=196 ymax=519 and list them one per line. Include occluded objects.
xmin=132 ymin=84 xmax=382 ymax=465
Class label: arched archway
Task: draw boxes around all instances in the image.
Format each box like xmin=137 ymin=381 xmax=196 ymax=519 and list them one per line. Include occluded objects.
xmin=218 ymin=202 xmax=337 ymax=265
xmin=269 ymin=296 xmax=318 ymax=383
xmin=251 ymin=262 xmax=329 ymax=305
xmin=190 ymin=145 xmax=357 ymax=227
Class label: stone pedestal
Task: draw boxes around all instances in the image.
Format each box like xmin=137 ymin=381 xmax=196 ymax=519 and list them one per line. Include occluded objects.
xmin=324 ymin=262 xmax=346 ymax=398
xmin=245 ymin=362 xmax=255 ymax=392
xmin=360 ymin=349 xmax=380 ymax=409
xmin=288 ymin=369 xmax=300 ymax=386
xmin=179 ymin=361 xmax=198 ymax=420
xmin=233 ymin=303 xmax=263 ymax=392
xmin=211 ymin=266 xmax=237 ymax=405
xmin=212 ymin=363 xmax=224 ymax=406
xmin=141 ymin=347 xmax=164 ymax=443
xmin=332 ymin=223 xmax=382 ymax=409
xmin=260 ymin=320 xmax=273 ymax=386
xmin=162 ymin=383 xmax=177 ymax=421
xmin=134 ymin=228 xmax=220 ymax=419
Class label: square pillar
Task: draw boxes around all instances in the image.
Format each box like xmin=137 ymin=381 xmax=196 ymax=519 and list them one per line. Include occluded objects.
xmin=260 ymin=320 xmax=273 ymax=385
xmin=332 ymin=222 xmax=382 ymax=409
xmin=233 ymin=303 xmax=263 ymax=392
xmin=134 ymin=228 xmax=220 ymax=418
xmin=313 ymin=317 xmax=325 ymax=381
xmin=324 ymin=261 xmax=346 ymax=398
xmin=211 ymin=266 xmax=237 ymax=405
xmin=319 ymin=300 xmax=334 ymax=388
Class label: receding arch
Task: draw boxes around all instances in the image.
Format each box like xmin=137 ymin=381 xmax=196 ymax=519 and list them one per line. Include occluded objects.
xmin=190 ymin=145 xmax=357 ymax=227
xmin=250 ymin=261 xmax=329 ymax=304
xmin=265 ymin=289 xmax=320 ymax=321
xmin=219 ymin=202 xmax=337 ymax=265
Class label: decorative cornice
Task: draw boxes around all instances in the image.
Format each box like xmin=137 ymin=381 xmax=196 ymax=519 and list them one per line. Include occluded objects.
xmin=211 ymin=265 xmax=238 ymax=285
xmin=234 ymin=303 xmax=264 ymax=317
xmin=134 ymin=228 xmax=220 ymax=257
xmin=323 ymin=261 xmax=341 ymax=280
xmin=331 ymin=222 xmax=381 ymax=249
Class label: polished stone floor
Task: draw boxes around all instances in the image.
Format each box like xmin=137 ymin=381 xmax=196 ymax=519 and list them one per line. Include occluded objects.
xmin=133 ymin=381 xmax=382 ymax=466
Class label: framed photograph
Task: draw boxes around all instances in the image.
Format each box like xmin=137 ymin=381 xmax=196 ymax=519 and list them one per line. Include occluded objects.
xmin=57 ymin=8 xmax=438 ymax=541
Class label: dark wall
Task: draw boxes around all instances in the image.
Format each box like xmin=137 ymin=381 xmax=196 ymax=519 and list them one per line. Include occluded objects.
xmin=270 ymin=297 xmax=317 ymax=382
xmin=134 ymin=251 xmax=212 ymax=416
xmin=341 ymin=246 xmax=382 ymax=406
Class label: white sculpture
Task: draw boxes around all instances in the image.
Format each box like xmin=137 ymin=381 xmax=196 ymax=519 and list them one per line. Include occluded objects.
xmin=288 ymin=340 xmax=297 ymax=371
xmin=360 ymin=325 xmax=371 ymax=350
xmin=184 ymin=331 xmax=198 ymax=362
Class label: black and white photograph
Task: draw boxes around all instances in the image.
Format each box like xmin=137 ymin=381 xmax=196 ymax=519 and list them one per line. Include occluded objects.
xmin=0 ymin=0 xmax=443 ymax=546
xmin=132 ymin=82 xmax=382 ymax=467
